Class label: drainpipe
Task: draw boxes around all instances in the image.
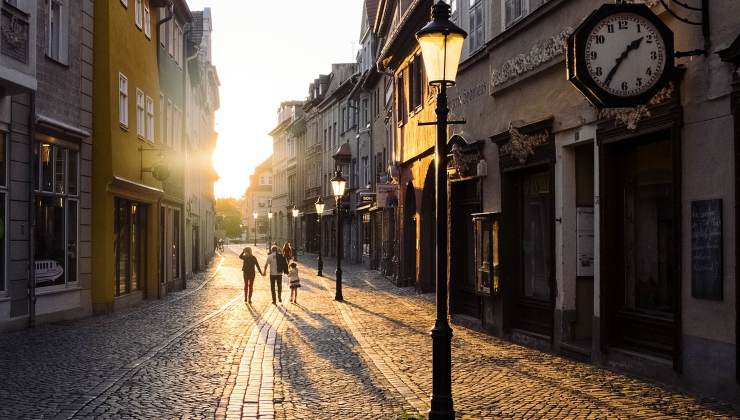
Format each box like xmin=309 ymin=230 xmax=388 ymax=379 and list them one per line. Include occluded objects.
xmin=28 ymin=93 xmax=36 ymax=328
xmin=157 ymin=0 xmax=174 ymax=27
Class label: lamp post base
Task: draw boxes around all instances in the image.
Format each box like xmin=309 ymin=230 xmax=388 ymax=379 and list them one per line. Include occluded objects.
xmin=335 ymin=268 xmax=343 ymax=301
xmin=429 ymin=320 xmax=454 ymax=419
xmin=317 ymin=256 xmax=323 ymax=277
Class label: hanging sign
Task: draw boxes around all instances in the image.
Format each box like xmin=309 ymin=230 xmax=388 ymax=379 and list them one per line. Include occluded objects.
xmin=567 ymin=3 xmax=675 ymax=108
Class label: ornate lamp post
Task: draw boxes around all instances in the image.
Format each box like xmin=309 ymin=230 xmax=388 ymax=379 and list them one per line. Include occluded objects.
xmin=416 ymin=2 xmax=467 ymax=419
xmin=253 ymin=212 xmax=258 ymax=246
xmin=315 ymin=196 xmax=325 ymax=276
xmin=330 ymin=169 xmax=347 ymax=302
xmin=292 ymin=205 xmax=300 ymax=258
xmin=267 ymin=209 xmax=273 ymax=250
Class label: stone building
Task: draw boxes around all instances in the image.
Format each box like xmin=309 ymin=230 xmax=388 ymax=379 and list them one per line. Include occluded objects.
xmin=269 ymin=101 xmax=303 ymax=248
xmin=183 ymin=8 xmax=219 ymax=278
xmin=243 ymin=156 xmax=272 ymax=244
xmin=0 ymin=0 xmax=95 ymax=331
xmin=157 ymin=0 xmax=191 ymax=294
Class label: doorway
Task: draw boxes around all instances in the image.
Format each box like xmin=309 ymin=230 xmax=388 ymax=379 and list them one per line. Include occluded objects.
xmin=419 ymin=168 xmax=435 ymax=293
xmin=450 ymin=179 xmax=482 ymax=319
xmin=402 ymin=181 xmax=416 ymax=285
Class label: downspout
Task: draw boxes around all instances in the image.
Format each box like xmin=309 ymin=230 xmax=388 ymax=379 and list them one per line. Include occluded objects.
xmin=28 ymin=93 xmax=36 ymax=328
xmin=157 ymin=0 xmax=174 ymax=27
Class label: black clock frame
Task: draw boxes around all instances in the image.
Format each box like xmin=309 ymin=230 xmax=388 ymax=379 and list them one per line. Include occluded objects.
xmin=567 ymin=3 xmax=675 ymax=108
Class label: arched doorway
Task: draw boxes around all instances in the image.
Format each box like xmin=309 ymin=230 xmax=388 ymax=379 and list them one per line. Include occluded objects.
xmin=419 ymin=167 xmax=435 ymax=293
xmin=402 ymin=181 xmax=417 ymax=285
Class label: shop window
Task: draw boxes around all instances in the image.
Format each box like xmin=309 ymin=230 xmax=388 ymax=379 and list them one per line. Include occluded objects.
xmin=362 ymin=213 xmax=370 ymax=257
xmin=0 ymin=133 xmax=6 ymax=292
xmin=522 ymin=170 xmax=552 ymax=300
xmin=34 ymin=140 xmax=79 ymax=289
xmin=115 ymin=199 xmax=147 ymax=296
xmin=473 ymin=213 xmax=500 ymax=296
xmin=622 ymin=139 xmax=674 ymax=314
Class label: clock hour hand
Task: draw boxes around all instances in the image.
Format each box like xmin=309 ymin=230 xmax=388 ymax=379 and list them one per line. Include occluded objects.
xmin=603 ymin=36 xmax=644 ymax=87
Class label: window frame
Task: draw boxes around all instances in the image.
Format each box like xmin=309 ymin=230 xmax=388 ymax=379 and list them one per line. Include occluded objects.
xmin=136 ymin=89 xmax=145 ymax=139
xmin=134 ymin=0 xmax=143 ymax=29
xmin=143 ymin=0 xmax=151 ymax=39
xmin=121 ymin=0 xmax=128 ymax=7
xmin=119 ymin=73 xmax=129 ymax=129
xmin=469 ymin=0 xmax=485 ymax=52
xmin=0 ymin=133 xmax=7 ymax=294
xmin=145 ymin=96 xmax=154 ymax=143
xmin=503 ymin=0 xmax=529 ymax=30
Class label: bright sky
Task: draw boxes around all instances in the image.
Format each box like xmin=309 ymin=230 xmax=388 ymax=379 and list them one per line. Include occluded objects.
xmin=186 ymin=0 xmax=365 ymax=199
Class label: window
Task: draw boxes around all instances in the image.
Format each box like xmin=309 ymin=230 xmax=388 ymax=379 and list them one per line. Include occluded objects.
xmin=469 ymin=0 xmax=484 ymax=52
xmin=362 ymin=98 xmax=369 ymax=126
xmin=119 ymin=73 xmax=129 ymax=128
xmin=48 ymin=0 xmax=68 ymax=63
xmin=135 ymin=0 xmax=142 ymax=29
xmin=409 ymin=57 xmax=424 ymax=111
xmin=396 ymin=73 xmax=407 ymax=125
xmin=115 ymin=199 xmax=147 ymax=296
xmin=168 ymin=20 xmax=175 ymax=56
xmin=143 ymin=0 xmax=151 ymax=38
xmin=159 ymin=8 xmax=166 ymax=46
xmin=159 ymin=93 xmax=164 ymax=143
xmin=504 ymin=0 xmax=527 ymax=28
xmin=33 ymin=141 xmax=80 ymax=289
xmin=166 ymin=100 xmax=173 ymax=146
xmin=136 ymin=89 xmax=145 ymax=138
xmin=176 ymin=24 xmax=184 ymax=66
xmin=146 ymin=96 xmax=154 ymax=142
xmin=0 ymin=134 xmax=7 ymax=293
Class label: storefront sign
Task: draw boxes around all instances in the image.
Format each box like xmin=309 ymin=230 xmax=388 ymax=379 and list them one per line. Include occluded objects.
xmin=691 ymin=199 xmax=723 ymax=300
xmin=576 ymin=207 xmax=594 ymax=277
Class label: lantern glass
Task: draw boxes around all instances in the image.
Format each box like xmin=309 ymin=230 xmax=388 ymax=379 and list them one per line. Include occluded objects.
xmin=253 ymin=212 xmax=258 ymax=220
xmin=315 ymin=198 xmax=325 ymax=215
xmin=292 ymin=207 xmax=299 ymax=218
xmin=268 ymin=212 xmax=273 ymax=219
xmin=331 ymin=174 xmax=347 ymax=198
xmin=417 ymin=32 xmax=465 ymax=85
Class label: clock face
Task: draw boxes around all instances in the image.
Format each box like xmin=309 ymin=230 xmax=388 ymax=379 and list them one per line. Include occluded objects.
xmin=584 ymin=13 xmax=666 ymax=98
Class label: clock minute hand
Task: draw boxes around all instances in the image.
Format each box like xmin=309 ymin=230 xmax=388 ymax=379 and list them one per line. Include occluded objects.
xmin=603 ymin=37 xmax=644 ymax=87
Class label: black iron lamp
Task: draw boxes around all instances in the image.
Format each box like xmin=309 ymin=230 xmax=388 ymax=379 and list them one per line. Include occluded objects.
xmin=330 ymin=169 xmax=348 ymax=301
xmin=315 ymin=196 xmax=325 ymax=276
xmin=416 ymin=2 xmax=467 ymax=419
xmin=292 ymin=205 xmax=300 ymax=257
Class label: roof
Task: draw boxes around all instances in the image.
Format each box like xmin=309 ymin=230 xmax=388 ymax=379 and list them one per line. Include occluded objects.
xmin=188 ymin=11 xmax=204 ymax=46
xmin=366 ymin=0 xmax=380 ymax=28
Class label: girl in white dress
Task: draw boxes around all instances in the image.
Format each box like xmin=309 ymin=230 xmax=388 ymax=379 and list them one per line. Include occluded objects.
xmin=288 ymin=262 xmax=301 ymax=304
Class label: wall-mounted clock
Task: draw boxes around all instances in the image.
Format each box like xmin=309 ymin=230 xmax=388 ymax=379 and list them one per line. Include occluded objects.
xmin=567 ymin=3 xmax=675 ymax=108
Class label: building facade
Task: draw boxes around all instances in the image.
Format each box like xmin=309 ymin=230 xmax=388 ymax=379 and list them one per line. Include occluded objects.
xmin=92 ymin=0 xmax=164 ymax=313
xmin=157 ymin=0 xmax=190 ymax=294
xmin=243 ymin=156 xmax=272 ymax=244
xmin=184 ymin=8 xmax=219 ymax=278
xmin=269 ymin=101 xmax=303 ymax=248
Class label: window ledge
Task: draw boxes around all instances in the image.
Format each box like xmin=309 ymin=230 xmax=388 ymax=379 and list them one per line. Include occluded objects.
xmin=44 ymin=54 xmax=69 ymax=68
xmin=35 ymin=284 xmax=83 ymax=297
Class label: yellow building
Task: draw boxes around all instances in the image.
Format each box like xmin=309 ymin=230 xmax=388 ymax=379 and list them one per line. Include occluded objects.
xmin=93 ymin=0 xmax=166 ymax=313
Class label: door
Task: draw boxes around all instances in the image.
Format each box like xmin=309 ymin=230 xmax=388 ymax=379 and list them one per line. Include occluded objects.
xmin=450 ymin=179 xmax=482 ymax=319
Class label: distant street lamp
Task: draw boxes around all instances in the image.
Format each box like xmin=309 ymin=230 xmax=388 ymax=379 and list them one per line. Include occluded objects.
xmin=331 ymin=169 xmax=347 ymax=302
xmin=315 ymin=196 xmax=325 ymax=276
xmin=416 ymin=2 xmax=467 ymax=419
xmin=292 ymin=205 xmax=300 ymax=259
xmin=253 ymin=211 xmax=258 ymax=247
xmin=267 ymin=209 xmax=273 ymax=251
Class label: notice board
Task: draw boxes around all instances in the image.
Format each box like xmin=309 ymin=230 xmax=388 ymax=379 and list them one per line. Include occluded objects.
xmin=691 ymin=199 xmax=723 ymax=300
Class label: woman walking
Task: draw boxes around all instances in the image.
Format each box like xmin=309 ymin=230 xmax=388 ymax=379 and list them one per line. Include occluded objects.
xmin=239 ymin=247 xmax=263 ymax=304
xmin=283 ymin=242 xmax=294 ymax=262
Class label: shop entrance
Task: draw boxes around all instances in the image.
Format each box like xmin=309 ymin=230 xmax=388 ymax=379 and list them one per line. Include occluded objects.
xmin=419 ymin=168 xmax=435 ymax=293
xmin=450 ymin=179 xmax=481 ymax=319
xmin=602 ymin=133 xmax=678 ymax=360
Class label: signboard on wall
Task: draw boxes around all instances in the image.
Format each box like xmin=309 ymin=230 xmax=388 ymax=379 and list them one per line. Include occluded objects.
xmin=691 ymin=199 xmax=723 ymax=300
xmin=576 ymin=207 xmax=594 ymax=277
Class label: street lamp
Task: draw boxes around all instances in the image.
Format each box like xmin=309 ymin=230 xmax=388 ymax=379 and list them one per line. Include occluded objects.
xmin=331 ymin=169 xmax=347 ymax=302
xmin=253 ymin=212 xmax=258 ymax=247
xmin=292 ymin=205 xmax=299 ymax=259
xmin=267 ymin=209 xmax=273 ymax=250
xmin=416 ymin=2 xmax=467 ymax=419
xmin=315 ymin=196 xmax=325 ymax=276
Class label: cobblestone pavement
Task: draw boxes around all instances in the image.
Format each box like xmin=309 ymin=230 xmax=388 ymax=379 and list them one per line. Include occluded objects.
xmin=299 ymin=254 xmax=740 ymax=420
xmin=2 ymin=245 xmax=739 ymax=419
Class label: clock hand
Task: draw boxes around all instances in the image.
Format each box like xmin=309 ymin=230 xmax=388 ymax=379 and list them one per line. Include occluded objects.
xmin=603 ymin=36 xmax=644 ymax=87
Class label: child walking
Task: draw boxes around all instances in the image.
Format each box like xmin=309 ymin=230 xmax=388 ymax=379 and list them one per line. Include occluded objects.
xmin=288 ymin=262 xmax=301 ymax=303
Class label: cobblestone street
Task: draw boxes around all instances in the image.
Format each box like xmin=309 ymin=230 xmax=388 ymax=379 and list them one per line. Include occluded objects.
xmin=1 ymin=245 xmax=739 ymax=419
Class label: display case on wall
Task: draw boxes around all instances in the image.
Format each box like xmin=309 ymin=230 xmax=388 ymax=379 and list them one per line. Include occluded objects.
xmin=472 ymin=212 xmax=500 ymax=297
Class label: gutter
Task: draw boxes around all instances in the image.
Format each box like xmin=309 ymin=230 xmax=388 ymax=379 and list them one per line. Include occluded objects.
xmin=157 ymin=0 xmax=174 ymax=27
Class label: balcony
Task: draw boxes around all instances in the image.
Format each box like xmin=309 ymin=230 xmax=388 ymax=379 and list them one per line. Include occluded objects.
xmin=0 ymin=1 xmax=36 ymax=93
